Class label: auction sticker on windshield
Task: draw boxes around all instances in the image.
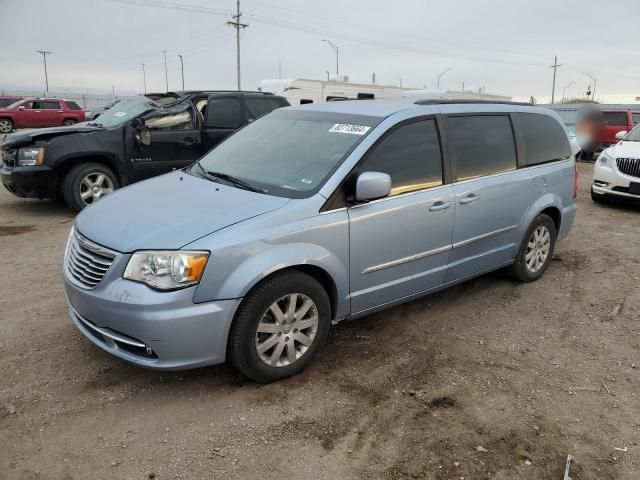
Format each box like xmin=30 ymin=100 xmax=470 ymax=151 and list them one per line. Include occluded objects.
xmin=329 ymin=123 xmax=371 ymax=135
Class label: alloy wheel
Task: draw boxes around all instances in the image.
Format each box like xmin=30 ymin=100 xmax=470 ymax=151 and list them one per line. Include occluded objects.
xmin=79 ymin=173 xmax=114 ymax=205
xmin=0 ymin=120 xmax=12 ymax=133
xmin=525 ymin=225 xmax=551 ymax=273
xmin=255 ymin=293 xmax=319 ymax=367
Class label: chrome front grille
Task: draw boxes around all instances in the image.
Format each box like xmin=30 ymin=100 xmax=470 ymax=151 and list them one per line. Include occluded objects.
xmin=66 ymin=230 xmax=116 ymax=289
xmin=616 ymin=157 xmax=640 ymax=179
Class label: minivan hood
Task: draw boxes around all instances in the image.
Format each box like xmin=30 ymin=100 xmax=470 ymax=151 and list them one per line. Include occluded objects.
xmin=2 ymin=123 xmax=101 ymax=148
xmin=75 ymin=171 xmax=290 ymax=252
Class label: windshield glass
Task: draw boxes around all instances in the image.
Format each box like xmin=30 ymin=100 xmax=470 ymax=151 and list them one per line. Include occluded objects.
xmin=6 ymin=100 xmax=25 ymax=109
xmin=195 ymin=110 xmax=381 ymax=198
xmin=92 ymin=98 xmax=156 ymax=128
xmin=624 ymin=124 xmax=640 ymax=142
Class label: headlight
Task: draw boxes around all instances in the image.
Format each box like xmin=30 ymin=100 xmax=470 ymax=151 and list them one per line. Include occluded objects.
xmin=17 ymin=147 xmax=44 ymax=166
xmin=123 ymin=250 xmax=209 ymax=290
xmin=597 ymin=152 xmax=612 ymax=168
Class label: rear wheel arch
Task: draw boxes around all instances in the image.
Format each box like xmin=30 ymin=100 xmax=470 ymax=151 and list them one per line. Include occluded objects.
xmin=539 ymin=206 xmax=561 ymax=233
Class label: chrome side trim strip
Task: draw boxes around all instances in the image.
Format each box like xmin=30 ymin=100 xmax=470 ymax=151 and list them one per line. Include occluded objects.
xmin=72 ymin=307 xmax=146 ymax=348
xmin=362 ymin=244 xmax=452 ymax=274
xmin=452 ymin=224 xmax=518 ymax=249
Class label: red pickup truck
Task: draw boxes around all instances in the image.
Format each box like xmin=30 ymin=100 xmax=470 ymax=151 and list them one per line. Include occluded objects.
xmin=600 ymin=109 xmax=639 ymax=146
xmin=0 ymin=98 xmax=86 ymax=133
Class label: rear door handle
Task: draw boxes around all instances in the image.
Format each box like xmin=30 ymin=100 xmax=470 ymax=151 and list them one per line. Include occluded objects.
xmin=429 ymin=200 xmax=452 ymax=212
xmin=459 ymin=193 xmax=480 ymax=205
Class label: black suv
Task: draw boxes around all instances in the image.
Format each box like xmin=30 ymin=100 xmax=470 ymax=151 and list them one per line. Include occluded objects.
xmin=0 ymin=91 xmax=289 ymax=210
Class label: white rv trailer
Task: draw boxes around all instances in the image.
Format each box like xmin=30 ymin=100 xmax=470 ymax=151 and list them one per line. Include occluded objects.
xmin=259 ymin=78 xmax=511 ymax=105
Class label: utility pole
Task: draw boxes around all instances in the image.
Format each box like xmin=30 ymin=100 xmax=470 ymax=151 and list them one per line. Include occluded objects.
xmin=162 ymin=50 xmax=169 ymax=92
xmin=549 ymin=56 xmax=562 ymax=104
xmin=583 ymin=73 xmax=597 ymax=101
xmin=227 ymin=0 xmax=248 ymax=91
xmin=111 ymin=85 xmax=116 ymax=98
xmin=178 ymin=54 xmax=185 ymax=91
xmin=372 ymin=72 xmax=376 ymax=84
xmin=321 ymin=39 xmax=339 ymax=76
xmin=142 ymin=63 xmax=147 ymax=94
xmin=36 ymin=50 xmax=52 ymax=93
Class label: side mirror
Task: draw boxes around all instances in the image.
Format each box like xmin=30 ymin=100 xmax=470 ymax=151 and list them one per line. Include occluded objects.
xmin=355 ymin=171 xmax=391 ymax=202
xmin=131 ymin=118 xmax=151 ymax=146
xmin=615 ymin=131 xmax=627 ymax=141
xmin=17 ymin=106 xmax=25 ymax=111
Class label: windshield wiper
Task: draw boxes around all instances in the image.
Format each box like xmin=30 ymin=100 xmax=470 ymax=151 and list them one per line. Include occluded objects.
xmin=195 ymin=163 xmax=265 ymax=193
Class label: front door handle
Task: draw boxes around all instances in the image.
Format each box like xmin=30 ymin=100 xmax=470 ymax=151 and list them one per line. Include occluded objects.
xmin=429 ymin=200 xmax=452 ymax=212
xmin=183 ymin=137 xmax=196 ymax=145
xmin=459 ymin=193 xmax=480 ymax=205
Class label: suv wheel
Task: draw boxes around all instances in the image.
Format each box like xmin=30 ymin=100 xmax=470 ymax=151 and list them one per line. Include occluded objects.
xmin=228 ymin=271 xmax=331 ymax=383
xmin=0 ymin=118 xmax=14 ymax=133
xmin=62 ymin=163 xmax=119 ymax=212
xmin=507 ymin=213 xmax=557 ymax=282
xmin=63 ymin=119 xmax=77 ymax=127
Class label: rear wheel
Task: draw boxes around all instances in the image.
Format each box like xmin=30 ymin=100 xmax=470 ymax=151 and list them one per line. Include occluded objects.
xmin=507 ymin=213 xmax=557 ymax=282
xmin=228 ymin=271 xmax=331 ymax=383
xmin=62 ymin=163 xmax=119 ymax=212
xmin=0 ymin=118 xmax=14 ymax=133
xmin=63 ymin=119 xmax=77 ymax=127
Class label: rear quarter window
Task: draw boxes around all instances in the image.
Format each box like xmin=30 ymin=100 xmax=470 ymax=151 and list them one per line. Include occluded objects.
xmin=632 ymin=113 xmax=640 ymax=125
xmin=604 ymin=112 xmax=629 ymax=126
xmin=65 ymin=101 xmax=83 ymax=110
xmin=518 ymin=113 xmax=571 ymax=165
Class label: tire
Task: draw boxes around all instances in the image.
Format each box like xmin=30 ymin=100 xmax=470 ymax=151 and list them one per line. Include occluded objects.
xmin=62 ymin=162 xmax=120 ymax=212
xmin=228 ymin=271 xmax=331 ymax=383
xmin=0 ymin=118 xmax=14 ymax=133
xmin=63 ymin=119 xmax=77 ymax=127
xmin=507 ymin=213 xmax=557 ymax=283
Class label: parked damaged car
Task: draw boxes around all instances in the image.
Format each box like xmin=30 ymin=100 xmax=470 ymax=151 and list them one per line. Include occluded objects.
xmin=0 ymin=91 xmax=289 ymax=211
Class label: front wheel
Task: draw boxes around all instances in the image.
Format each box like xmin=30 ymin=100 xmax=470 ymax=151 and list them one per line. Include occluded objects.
xmin=0 ymin=118 xmax=14 ymax=133
xmin=63 ymin=119 xmax=77 ymax=127
xmin=228 ymin=271 xmax=331 ymax=383
xmin=62 ymin=163 xmax=120 ymax=212
xmin=507 ymin=213 xmax=557 ymax=282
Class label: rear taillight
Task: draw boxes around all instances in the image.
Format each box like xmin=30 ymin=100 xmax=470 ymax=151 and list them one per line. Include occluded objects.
xmin=573 ymin=163 xmax=578 ymax=199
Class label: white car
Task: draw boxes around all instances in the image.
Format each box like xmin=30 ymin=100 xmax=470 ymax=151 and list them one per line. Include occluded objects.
xmin=592 ymin=127 xmax=640 ymax=203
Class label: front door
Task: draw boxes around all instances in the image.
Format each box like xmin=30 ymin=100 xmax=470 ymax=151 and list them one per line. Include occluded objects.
xmin=128 ymin=107 xmax=202 ymax=180
xmin=444 ymin=114 xmax=534 ymax=282
xmin=348 ymin=118 xmax=454 ymax=314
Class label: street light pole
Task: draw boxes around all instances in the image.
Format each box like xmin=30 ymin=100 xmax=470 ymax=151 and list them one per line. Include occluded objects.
xmin=162 ymin=49 xmax=168 ymax=92
xmin=437 ymin=68 xmax=452 ymax=90
xmin=178 ymin=54 xmax=185 ymax=91
xmin=36 ymin=50 xmax=52 ymax=93
xmin=562 ymin=81 xmax=575 ymax=102
xmin=111 ymin=85 xmax=116 ymax=98
xmin=142 ymin=63 xmax=147 ymax=94
xmin=583 ymin=73 xmax=597 ymax=101
xmin=322 ymin=39 xmax=339 ymax=76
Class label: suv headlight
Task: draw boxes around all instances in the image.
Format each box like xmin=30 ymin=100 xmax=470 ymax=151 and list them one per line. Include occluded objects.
xmin=597 ymin=151 xmax=612 ymax=168
xmin=17 ymin=147 xmax=44 ymax=166
xmin=124 ymin=251 xmax=209 ymax=290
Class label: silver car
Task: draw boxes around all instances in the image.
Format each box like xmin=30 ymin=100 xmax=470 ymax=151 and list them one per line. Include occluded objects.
xmin=63 ymin=99 xmax=577 ymax=383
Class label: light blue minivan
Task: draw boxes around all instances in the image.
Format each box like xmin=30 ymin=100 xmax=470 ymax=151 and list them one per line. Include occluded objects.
xmin=63 ymin=99 xmax=577 ymax=382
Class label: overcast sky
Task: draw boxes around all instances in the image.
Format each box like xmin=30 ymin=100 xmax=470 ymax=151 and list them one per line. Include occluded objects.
xmin=1 ymin=0 xmax=638 ymax=103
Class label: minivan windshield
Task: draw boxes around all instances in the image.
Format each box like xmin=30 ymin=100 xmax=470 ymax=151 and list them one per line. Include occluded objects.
xmin=194 ymin=110 xmax=381 ymax=198
xmin=90 ymin=98 xmax=156 ymax=128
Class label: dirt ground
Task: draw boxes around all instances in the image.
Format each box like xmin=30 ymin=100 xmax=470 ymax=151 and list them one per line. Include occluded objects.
xmin=1 ymin=162 xmax=639 ymax=480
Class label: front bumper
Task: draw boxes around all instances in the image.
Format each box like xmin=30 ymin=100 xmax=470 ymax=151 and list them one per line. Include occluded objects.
xmin=1 ymin=165 xmax=57 ymax=199
xmin=63 ymin=262 xmax=241 ymax=370
xmin=592 ymin=162 xmax=640 ymax=203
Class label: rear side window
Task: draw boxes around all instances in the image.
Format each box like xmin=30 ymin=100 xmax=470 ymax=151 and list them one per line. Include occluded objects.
xmin=359 ymin=119 xmax=443 ymax=196
xmin=519 ymin=113 xmax=571 ymax=165
xmin=66 ymin=101 xmax=82 ymax=110
xmin=448 ymin=115 xmax=517 ymax=181
xmin=632 ymin=113 xmax=640 ymax=125
xmin=245 ymin=97 xmax=285 ymax=120
xmin=38 ymin=101 xmax=62 ymax=109
xmin=207 ymin=97 xmax=242 ymax=129
xmin=604 ymin=112 xmax=629 ymax=126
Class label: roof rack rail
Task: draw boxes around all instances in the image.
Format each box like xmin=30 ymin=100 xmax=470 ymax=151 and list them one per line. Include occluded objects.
xmin=414 ymin=99 xmax=534 ymax=106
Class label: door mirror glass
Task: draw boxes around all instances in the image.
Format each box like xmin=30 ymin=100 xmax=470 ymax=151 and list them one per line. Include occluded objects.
xmin=615 ymin=131 xmax=628 ymax=140
xmin=355 ymin=171 xmax=391 ymax=202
